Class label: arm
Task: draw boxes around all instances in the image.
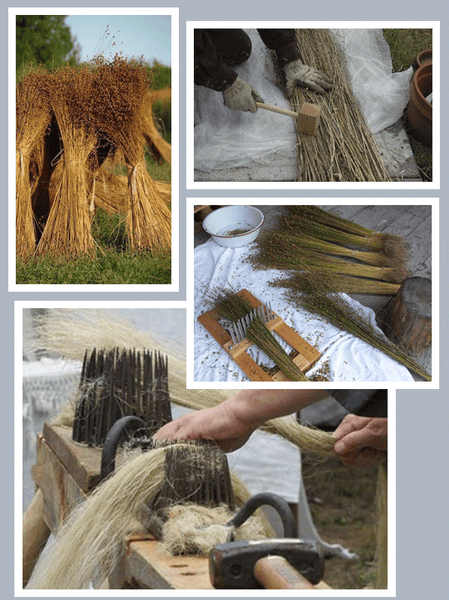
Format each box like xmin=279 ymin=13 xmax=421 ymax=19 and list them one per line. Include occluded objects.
xmin=194 ymin=29 xmax=263 ymax=112
xmin=194 ymin=29 xmax=238 ymax=91
xmin=153 ymin=389 xmax=329 ymax=452
xmin=333 ymin=414 xmax=387 ymax=468
xmin=258 ymin=28 xmax=333 ymax=96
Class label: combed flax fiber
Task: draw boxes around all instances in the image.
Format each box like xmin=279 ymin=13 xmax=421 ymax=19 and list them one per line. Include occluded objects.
xmin=29 ymin=308 xmax=335 ymax=454
xmin=16 ymin=71 xmax=52 ymax=259
xmin=27 ymin=445 xmax=270 ymax=589
xmin=291 ymin=30 xmax=392 ymax=182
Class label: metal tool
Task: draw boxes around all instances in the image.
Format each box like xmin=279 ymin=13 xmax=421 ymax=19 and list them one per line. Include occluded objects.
xmin=210 ymin=491 xmax=324 ymax=589
xmin=100 ymin=415 xmax=149 ymax=480
xmin=100 ymin=434 xmax=236 ymax=540
xmin=227 ymin=302 xmax=274 ymax=345
xmin=210 ymin=538 xmax=324 ymax=589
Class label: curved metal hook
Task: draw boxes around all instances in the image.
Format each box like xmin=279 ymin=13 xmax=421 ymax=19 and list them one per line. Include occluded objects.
xmin=100 ymin=415 xmax=148 ymax=481
xmin=226 ymin=492 xmax=297 ymax=539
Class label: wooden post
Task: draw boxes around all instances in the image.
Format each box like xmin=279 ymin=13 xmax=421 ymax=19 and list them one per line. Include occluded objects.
xmin=382 ymin=277 xmax=431 ymax=355
xmin=23 ymin=488 xmax=51 ymax=587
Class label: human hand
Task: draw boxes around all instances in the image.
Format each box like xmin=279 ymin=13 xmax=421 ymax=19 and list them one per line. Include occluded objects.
xmin=222 ymin=77 xmax=264 ymax=112
xmin=332 ymin=415 xmax=387 ymax=468
xmin=152 ymin=403 xmax=255 ymax=453
xmin=284 ymin=59 xmax=333 ymax=96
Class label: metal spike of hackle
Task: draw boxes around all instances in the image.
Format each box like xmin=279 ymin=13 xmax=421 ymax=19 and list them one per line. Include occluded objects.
xmin=72 ymin=346 xmax=171 ymax=446
xmin=148 ymin=440 xmax=236 ymax=537
xmin=228 ymin=302 xmax=273 ymax=344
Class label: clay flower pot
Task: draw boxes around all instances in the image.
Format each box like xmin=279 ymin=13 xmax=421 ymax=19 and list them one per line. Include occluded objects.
xmin=416 ymin=49 xmax=432 ymax=68
xmin=407 ymin=63 xmax=432 ymax=147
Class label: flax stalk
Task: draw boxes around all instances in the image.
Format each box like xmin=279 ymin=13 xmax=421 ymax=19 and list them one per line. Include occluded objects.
xmin=291 ymin=29 xmax=391 ymax=182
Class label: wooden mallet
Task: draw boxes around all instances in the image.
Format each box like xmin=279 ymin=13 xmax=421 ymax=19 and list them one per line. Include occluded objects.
xmin=256 ymin=101 xmax=321 ymax=136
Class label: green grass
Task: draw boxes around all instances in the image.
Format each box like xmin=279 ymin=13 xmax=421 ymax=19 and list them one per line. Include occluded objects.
xmin=17 ymin=150 xmax=172 ymax=286
xmin=16 ymin=249 xmax=171 ymax=285
xmin=383 ymin=29 xmax=432 ymax=72
xmin=17 ymin=203 xmax=171 ymax=285
xmin=383 ymin=28 xmax=433 ymax=181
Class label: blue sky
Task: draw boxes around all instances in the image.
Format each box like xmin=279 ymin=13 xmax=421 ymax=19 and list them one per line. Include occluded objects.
xmin=65 ymin=14 xmax=171 ymax=66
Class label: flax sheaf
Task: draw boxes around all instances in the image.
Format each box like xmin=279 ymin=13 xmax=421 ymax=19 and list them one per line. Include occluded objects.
xmin=36 ymin=67 xmax=97 ymax=257
xmin=90 ymin=57 xmax=171 ymax=251
xmin=291 ymin=29 xmax=392 ymax=182
xmin=16 ymin=70 xmax=52 ymax=259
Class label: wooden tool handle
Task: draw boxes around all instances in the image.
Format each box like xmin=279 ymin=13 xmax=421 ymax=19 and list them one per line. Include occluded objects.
xmin=254 ymin=555 xmax=315 ymax=589
xmin=255 ymin=102 xmax=298 ymax=119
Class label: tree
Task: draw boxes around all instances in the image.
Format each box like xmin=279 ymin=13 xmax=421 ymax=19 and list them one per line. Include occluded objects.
xmin=16 ymin=15 xmax=81 ymax=76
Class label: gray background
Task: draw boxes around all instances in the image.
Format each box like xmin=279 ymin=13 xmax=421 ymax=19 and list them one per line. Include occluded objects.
xmin=2 ymin=0 xmax=448 ymax=598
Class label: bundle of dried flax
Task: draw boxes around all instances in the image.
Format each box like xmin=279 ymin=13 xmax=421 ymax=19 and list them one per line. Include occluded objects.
xmin=91 ymin=57 xmax=171 ymax=251
xmin=16 ymin=70 xmax=52 ymax=259
xmin=36 ymin=67 xmax=97 ymax=257
xmin=291 ymin=29 xmax=392 ymax=182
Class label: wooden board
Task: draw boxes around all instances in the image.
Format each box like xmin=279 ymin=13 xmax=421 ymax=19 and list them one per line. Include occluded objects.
xmin=41 ymin=422 xmax=104 ymax=493
xmin=31 ymin=434 xmax=87 ymax=531
xmin=198 ymin=289 xmax=321 ymax=381
xmin=125 ymin=540 xmax=214 ymax=589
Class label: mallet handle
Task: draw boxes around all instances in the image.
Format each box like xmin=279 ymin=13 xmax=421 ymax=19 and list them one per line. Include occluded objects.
xmin=255 ymin=102 xmax=298 ymax=119
xmin=254 ymin=555 xmax=315 ymax=589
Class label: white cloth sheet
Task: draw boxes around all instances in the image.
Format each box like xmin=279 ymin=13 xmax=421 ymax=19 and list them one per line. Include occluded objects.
xmin=194 ymin=29 xmax=412 ymax=173
xmin=194 ymin=239 xmax=414 ymax=383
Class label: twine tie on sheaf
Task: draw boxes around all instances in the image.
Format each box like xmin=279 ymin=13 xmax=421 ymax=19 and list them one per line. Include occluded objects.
xmin=89 ymin=178 xmax=96 ymax=213
xmin=18 ymin=150 xmax=25 ymax=175
xmin=128 ymin=164 xmax=143 ymax=208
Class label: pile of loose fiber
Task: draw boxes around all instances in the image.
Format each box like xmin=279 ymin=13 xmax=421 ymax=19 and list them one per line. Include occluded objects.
xmin=291 ymin=29 xmax=392 ymax=182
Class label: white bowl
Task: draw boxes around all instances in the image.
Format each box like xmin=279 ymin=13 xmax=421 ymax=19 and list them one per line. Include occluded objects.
xmin=202 ymin=206 xmax=265 ymax=248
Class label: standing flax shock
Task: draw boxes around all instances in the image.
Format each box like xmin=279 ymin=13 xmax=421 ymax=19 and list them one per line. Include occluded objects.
xmin=16 ymin=69 xmax=52 ymax=259
xmin=91 ymin=56 xmax=171 ymax=251
xmin=290 ymin=29 xmax=391 ymax=182
xmin=36 ymin=67 xmax=98 ymax=257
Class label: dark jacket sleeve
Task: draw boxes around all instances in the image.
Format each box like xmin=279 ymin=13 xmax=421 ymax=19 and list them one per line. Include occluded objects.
xmin=194 ymin=30 xmax=238 ymax=91
xmin=326 ymin=390 xmax=387 ymax=418
xmin=257 ymin=29 xmax=302 ymax=65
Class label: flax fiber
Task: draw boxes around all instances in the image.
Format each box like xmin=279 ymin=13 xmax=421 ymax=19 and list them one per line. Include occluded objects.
xmin=291 ymin=30 xmax=392 ymax=182
xmin=27 ymin=444 xmax=271 ymax=589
